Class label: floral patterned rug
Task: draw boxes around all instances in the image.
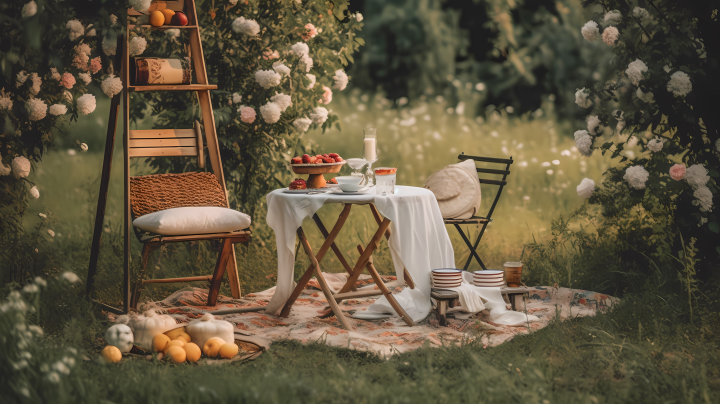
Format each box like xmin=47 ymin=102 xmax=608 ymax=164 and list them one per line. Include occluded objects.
xmin=119 ymin=272 xmax=617 ymax=356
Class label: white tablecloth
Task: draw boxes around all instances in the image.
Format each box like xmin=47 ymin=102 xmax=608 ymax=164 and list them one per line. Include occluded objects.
xmin=264 ymin=185 xmax=455 ymax=322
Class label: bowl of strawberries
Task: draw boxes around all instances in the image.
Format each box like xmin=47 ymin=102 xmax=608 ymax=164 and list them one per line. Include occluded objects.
xmin=290 ymin=153 xmax=346 ymax=188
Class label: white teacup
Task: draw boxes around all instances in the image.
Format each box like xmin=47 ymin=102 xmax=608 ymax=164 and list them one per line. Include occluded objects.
xmin=339 ymin=183 xmax=362 ymax=192
xmin=334 ymin=176 xmax=362 ymax=185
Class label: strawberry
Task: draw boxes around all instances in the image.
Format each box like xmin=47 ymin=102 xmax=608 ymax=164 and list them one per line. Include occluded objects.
xmin=329 ymin=177 xmax=338 ymax=184
xmin=308 ymin=156 xmax=317 ymax=164
xmin=328 ymin=153 xmax=339 ymax=158
xmin=323 ymin=157 xmax=335 ymax=163
xmin=301 ymin=154 xmax=311 ymax=164
xmin=334 ymin=156 xmax=344 ymax=162
xmin=291 ymin=157 xmax=303 ymax=165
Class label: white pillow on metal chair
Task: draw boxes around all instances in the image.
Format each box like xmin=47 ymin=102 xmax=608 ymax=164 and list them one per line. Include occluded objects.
xmin=424 ymin=159 xmax=481 ymax=219
xmin=133 ymin=206 xmax=251 ymax=236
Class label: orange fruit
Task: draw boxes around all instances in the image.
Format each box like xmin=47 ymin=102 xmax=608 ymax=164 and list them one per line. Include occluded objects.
xmin=149 ymin=10 xmax=165 ymax=27
xmin=160 ymin=9 xmax=175 ymax=25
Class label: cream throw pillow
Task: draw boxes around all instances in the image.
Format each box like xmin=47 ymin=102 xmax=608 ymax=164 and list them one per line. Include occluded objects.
xmin=424 ymin=159 xmax=481 ymax=219
xmin=133 ymin=207 xmax=251 ymax=236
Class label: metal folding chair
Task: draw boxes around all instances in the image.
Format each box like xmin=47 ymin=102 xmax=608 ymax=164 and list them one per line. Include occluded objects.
xmin=444 ymin=153 xmax=513 ymax=270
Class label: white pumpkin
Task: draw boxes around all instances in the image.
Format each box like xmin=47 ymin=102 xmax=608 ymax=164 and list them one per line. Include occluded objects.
xmin=104 ymin=324 xmax=134 ymax=353
xmin=127 ymin=310 xmax=178 ymax=351
xmin=186 ymin=313 xmax=234 ymax=349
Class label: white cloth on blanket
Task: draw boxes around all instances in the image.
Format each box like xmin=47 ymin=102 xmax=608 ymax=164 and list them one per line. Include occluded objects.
xmin=264 ymin=186 xmax=455 ymax=323
xmin=441 ymin=272 xmax=538 ymax=326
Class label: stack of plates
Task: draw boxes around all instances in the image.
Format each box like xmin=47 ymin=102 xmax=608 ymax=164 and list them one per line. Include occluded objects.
xmin=431 ymin=269 xmax=463 ymax=288
xmin=473 ymin=270 xmax=505 ymax=287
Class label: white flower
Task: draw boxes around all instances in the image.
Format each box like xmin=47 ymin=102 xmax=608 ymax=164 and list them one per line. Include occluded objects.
xmin=625 ymin=59 xmax=648 ymax=85
xmin=647 ymin=137 xmax=664 ymax=152
xmin=300 ymin=54 xmax=313 ymax=72
xmin=77 ymin=73 xmax=91 ymax=85
xmin=270 ymin=93 xmax=292 ymax=112
xmin=232 ymin=93 xmax=242 ymax=104
xmin=29 ymin=73 xmax=42 ymax=95
xmin=16 ymin=71 xmax=29 ymax=88
xmin=232 ymin=17 xmax=260 ymax=36
xmin=581 ymin=21 xmax=600 ymax=42
xmin=29 ymin=186 xmax=40 ymax=199
xmin=165 ymin=29 xmax=180 ymax=38
xmin=272 ymin=62 xmax=291 ymax=77
xmin=663 ymin=65 xmax=672 ymax=73
xmin=47 ymin=229 xmax=55 ymax=237
xmin=633 ymin=7 xmax=651 ymax=22
xmin=332 ymin=70 xmax=348 ymax=91
xmin=102 ymin=37 xmax=117 ymax=56
xmin=24 ymin=283 xmax=39 ymax=293
xmin=667 ymin=71 xmax=692 ymax=97
xmin=293 ymin=117 xmax=312 ymax=132
xmin=308 ymin=107 xmax=328 ymax=124
xmin=259 ymin=102 xmax=281 ymax=124
xmin=624 ymin=165 xmax=650 ymax=189
xmin=0 ymin=163 xmax=11 ymax=176
xmin=22 ymin=1 xmax=37 ymax=18
xmin=306 ymin=73 xmax=316 ymax=89
xmin=636 ymin=88 xmax=655 ymax=103
xmin=574 ymin=130 xmax=593 ymax=156
xmin=685 ymin=164 xmax=710 ymax=188
xmin=693 ymin=185 xmax=714 ymax=212
xmin=229 ymin=0 xmax=238 ymax=4
xmin=239 ymin=106 xmax=256 ymax=123
xmin=586 ymin=115 xmax=600 ymax=135
xmin=87 ymin=29 xmax=96 ymax=37
xmin=62 ymin=91 xmax=73 ymax=103
xmin=66 ymin=19 xmax=84 ymax=41
xmin=38 ymin=213 xmax=47 ymax=219
xmin=53 ymin=361 xmax=70 ymax=375
xmin=128 ymin=37 xmax=147 ymax=56
xmin=61 ymin=272 xmax=80 ymax=283
xmin=603 ymin=10 xmax=622 ymax=26
xmin=575 ymin=88 xmax=592 ymax=108
xmin=26 ymin=98 xmax=47 ymax=121
xmin=110 ymin=14 xmax=118 ymax=25
xmin=50 ymin=68 xmax=61 ymax=81
xmin=75 ymin=93 xmax=96 ymax=116
xmin=0 ymin=90 xmax=13 ymax=111
xmin=356 ymin=13 xmax=363 ymax=22
xmin=129 ymin=0 xmax=151 ymax=12
xmin=76 ymin=43 xmax=91 ymax=56
xmin=46 ymin=372 xmax=60 ymax=383
xmin=101 ymin=75 xmax=123 ymax=97
xmin=12 ymin=156 xmax=31 ymax=179
xmin=80 ymin=143 xmax=88 ymax=152
xmin=576 ymin=178 xmax=595 ymax=199
xmin=291 ymin=42 xmax=310 ymax=57
xmin=29 ymin=325 xmax=43 ymax=335
xmin=255 ymin=70 xmax=281 ymax=89
xmin=602 ymin=26 xmax=619 ymax=45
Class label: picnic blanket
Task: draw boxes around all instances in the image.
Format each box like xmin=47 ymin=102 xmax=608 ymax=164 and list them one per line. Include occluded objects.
xmin=125 ymin=273 xmax=618 ymax=356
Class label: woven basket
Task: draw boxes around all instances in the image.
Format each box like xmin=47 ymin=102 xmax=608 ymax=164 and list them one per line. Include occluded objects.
xmin=130 ymin=172 xmax=228 ymax=218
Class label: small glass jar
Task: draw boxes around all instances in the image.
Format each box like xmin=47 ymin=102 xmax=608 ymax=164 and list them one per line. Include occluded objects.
xmin=374 ymin=167 xmax=397 ymax=196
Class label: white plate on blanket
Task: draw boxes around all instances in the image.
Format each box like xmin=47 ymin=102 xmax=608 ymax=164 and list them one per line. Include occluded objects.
xmin=351 ymin=311 xmax=392 ymax=320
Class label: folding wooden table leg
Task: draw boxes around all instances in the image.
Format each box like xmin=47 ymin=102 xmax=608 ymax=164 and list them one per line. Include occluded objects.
xmin=367 ymin=204 xmax=415 ymax=289
xmin=312 ymin=214 xmax=355 ymax=277
xmin=357 ymin=246 xmax=415 ymax=327
xmin=338 ymin=218 xmax=393 ymax=294
xmin=207 ymin=239 xmax=233 ymax=306
xmin=296 ymin=228 xmax=352 ymax=330
xmin=279 ymin=204 xmax=352 ymax=318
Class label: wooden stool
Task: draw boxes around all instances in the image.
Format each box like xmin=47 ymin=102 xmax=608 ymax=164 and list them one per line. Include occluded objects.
xmin=430 ymin=286 xmax=531 ymax=326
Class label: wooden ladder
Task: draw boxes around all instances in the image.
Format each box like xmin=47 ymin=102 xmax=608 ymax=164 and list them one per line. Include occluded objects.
xmin=86 ymin=0 xmax=242 ymax=314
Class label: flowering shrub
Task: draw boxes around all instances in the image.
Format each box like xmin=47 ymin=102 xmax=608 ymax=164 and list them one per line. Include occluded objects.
xmin=570 ymin=2 xmax=720 ymax=269
xmin=132 ymin=0 xmax=363 ymax=218
xmin=1 ymin=0 xmax=123 ymax=236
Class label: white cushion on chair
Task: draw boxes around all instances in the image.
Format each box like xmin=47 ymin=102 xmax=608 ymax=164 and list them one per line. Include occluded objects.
xmin=133 ymin=207 xmax=251 ymax=236
xmin=424 ymin=159 xmax=481 ymax=219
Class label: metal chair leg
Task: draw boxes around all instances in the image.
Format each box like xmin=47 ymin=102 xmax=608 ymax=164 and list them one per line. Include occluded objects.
xmin=454 ymin=223 xmax=488 ymax=270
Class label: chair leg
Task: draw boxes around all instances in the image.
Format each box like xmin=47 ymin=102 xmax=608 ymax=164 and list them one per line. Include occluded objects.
xmin=131 ymin=243 xmax=158 ymax=310
xmin=438 ymin=300 xmax=448 ymax=326
xmin=207 ymin=239 xmax=233 ymax=306
xmin=456 ymin=223 xmax=489 ymax=270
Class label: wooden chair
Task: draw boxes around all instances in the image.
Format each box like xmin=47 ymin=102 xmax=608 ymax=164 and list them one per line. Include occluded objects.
xmin=444 ymin=153 xmax=513 ymax=271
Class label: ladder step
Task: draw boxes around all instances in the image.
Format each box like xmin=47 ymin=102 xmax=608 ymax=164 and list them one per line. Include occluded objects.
xmin=143 ymin=275 xmax=212 ymax=284
xmin=333 ymin=288 xmax=383 ymax=302
xmin=129 ymin=84 xmax=217 ymax=92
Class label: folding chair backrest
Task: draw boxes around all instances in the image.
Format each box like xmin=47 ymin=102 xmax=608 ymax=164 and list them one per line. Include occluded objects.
xmin=128 ymin=120 xmax=204 ymax=168
xmin=457 ymin=153 xmax=513 ymax=221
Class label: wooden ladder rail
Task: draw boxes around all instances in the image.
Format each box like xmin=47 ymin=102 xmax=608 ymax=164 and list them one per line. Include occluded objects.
xmin=86 ymin=0 xmax=241 ymax=313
